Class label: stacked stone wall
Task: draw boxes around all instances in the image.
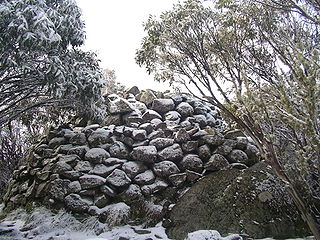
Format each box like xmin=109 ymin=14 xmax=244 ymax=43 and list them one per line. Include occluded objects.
xmin=3 ymin=89 xmax=259 ymax=226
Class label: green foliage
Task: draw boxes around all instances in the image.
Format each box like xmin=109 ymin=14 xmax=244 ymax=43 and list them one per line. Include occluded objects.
xmin=0 ymin=0 xmax=106 ymax=126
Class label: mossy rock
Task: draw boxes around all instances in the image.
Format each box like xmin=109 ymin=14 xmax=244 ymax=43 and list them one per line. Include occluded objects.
xmin=166 ymin=161 xmax=310 ymax=239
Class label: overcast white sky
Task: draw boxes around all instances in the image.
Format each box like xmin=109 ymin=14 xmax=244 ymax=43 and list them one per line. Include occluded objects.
xmin=76 ymin=0 xmax=179 ymax=92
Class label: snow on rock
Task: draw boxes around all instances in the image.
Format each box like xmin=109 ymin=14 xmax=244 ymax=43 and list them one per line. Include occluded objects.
xmin=99 ymin=202 xmax=131 ymax=227
xmin=185 ymin=230 xmax=222 ymax=240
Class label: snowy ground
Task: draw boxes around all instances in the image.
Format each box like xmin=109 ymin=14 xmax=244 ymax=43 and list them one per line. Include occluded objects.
xmin=0 ymin=204 xmax=313 ymax=240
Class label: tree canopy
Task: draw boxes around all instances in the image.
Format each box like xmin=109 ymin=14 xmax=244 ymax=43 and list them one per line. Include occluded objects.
xmin=136 ymin=0 xmax=320 ymax=237
xmin=0 ymin=0 xmax=106 ymax=126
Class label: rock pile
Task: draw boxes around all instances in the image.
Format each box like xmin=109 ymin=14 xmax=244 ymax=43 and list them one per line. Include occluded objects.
xmin=2 ymin=89 xmax=260 ymax=226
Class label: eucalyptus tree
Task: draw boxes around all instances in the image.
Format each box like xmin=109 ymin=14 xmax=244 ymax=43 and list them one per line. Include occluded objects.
xmin=136 ymin=0 xmax=320 ymax=237
xmin=0 ymin=0 xmax=106 ymax=126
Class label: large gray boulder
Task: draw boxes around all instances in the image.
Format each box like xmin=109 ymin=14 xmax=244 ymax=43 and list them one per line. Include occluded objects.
xmin=166 ymin=161 xmax=310 ymax=239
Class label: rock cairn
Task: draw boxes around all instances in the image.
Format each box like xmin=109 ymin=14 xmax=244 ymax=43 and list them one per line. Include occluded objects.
xmin=3 ymin=88 xmax=260 ymax=226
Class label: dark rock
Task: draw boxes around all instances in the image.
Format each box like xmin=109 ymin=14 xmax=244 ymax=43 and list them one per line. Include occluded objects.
xmin=127 ymin=86 xmax=140 ymax=96
xmin=204 ymin=154 xmax=230 ymax=171
xmin=186 ymin=170 xmax=202 ymax=182
xmin=153 ymin=161 xmax=180 ymax=178
xmin=132 ymin=129 xmax=147 ymax=141
xmin=245 ymin=143 xmax=260 ymax=166
xmin=48 ymin=137 xmax=66 ymax=149
xmin=139 ymin=123 xmax=153 ymax=134
xmin=176 ymin=102 xmax=194 ymax=117
xmin=94 ymin=194 xmax=110 ymax=208
xmin=168 ymin=173 xmax=187 ymax=187
xmin=158 ymin=144 xmax=183 ymax=162
xmin=139 ymin=89 xmax=157 ymax=106
xmin=170 ymin=94 xmax=183 ymax=104
xmin=236 ymin=137 xmax=249 ymax=150
xmin=67 ymin=145 xmax=89 ymax=158
xmin=48 ymin=178 xmax=71 ymax=201
xmin=69 ymin=132 xmax=87 ymax=145
xmin=131 ymin=146 xmax=157 ymax=163
xmin=197 ymin=144 xmax=211 ymax=161
xmin=109 ymin=141 xmax=130 ymax=158
xmin=85 ymin=148 xmax=110 ymax=164
xmin=122 ymin=161 xmax=148 ymax=179
xmin=65 ymin=194 xmax=91 ymax=212
xmin=165 ymin=111 xmax=181 ymax=121
xmin=101 ymin=185 xmax=116 ymax=197
xmin=104 ymin=114 xmax=122 ymax=126
xmin=74 ymin=161 xmax=92 ymax=173
xmin=149 ymin=138 xmax=175 ymax=150
xmin=88 ymin=129 xmax=112 ymax=147
xmin=179 ymin=154 xmax=203 ymax=173
xmin=68 ymin=181 xmax=81 ymax=193
xmin=141 ymin=179 xmax=169 ymax=195
xmin=90 ymin=164 xmax=119 ymax=177
xmin=224 ymin=129 xmax=246 ymax=139
xmin=106 ymin=169 xmax=131 ymax=188
xmin=142 ymin=109 xmax=162 ymax=122
xmin=216 ymin=139 xmax=237 ymax=155
xmin=103 ymin=157 xmax=127 ymax=166
xmin=120 ymin=184 xmax=143 ymax=204
xmin=60 ymin=170 xmax=83 ymax=180
xmin=109 ymin=98 xmax=135 ymax=114
xmin=228 ymin=149 xmax=248 ymax=164
xmin=54 ymin=161 xmax=72 ymax=174
xmin=99 ymin=202 xmax=131 ymax=227
xmin=148 ymin=130 xmax=166 ymax=140
xmin=79 ymin=174 xmax=106 ymax=189
xmin=202 ymin=133 xmax=224 ymax=147
xmin=167 ymin=162 xmax=310 ymax=239
xmin=152 ymin=98 xmax=175 ymax=113
xmin=181 ymin=141 xmax=198 ymax=153
xmin=133 ymin=170 xmax=156 ymax=185
xmin=174 ymin=129 xmax=190 ymax=143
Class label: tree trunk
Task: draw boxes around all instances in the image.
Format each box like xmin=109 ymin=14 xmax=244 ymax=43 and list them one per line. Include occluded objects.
xmin=266 ymin=145 xmax=320 ymax=240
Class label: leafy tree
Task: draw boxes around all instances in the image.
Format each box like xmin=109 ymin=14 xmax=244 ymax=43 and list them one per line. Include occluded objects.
xmin=136 ymin=0 xmax=320 ymax=237
xmin=0 ymin=0 xmax=106 ymax=126
xmin=102 ymin=69 xmax=126 ymax=96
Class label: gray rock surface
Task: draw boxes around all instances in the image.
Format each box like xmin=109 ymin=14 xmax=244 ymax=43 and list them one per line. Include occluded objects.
xmin=131 ymin=146 xmax=157 ymax=163
xmin=151 ymin=98 xmax=175 ymax=113
xmin=106 ymin=169 xmax=131 ymax=188
xmin=153 ymin=161 xmax=180 ymax=178
xmin=79 ymin=174 xmax=105 ymax=189
xmin=158 ymin=144 xmax=183 ymax=162
xmin=167 ymin=162 xmax=310 ymax=239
